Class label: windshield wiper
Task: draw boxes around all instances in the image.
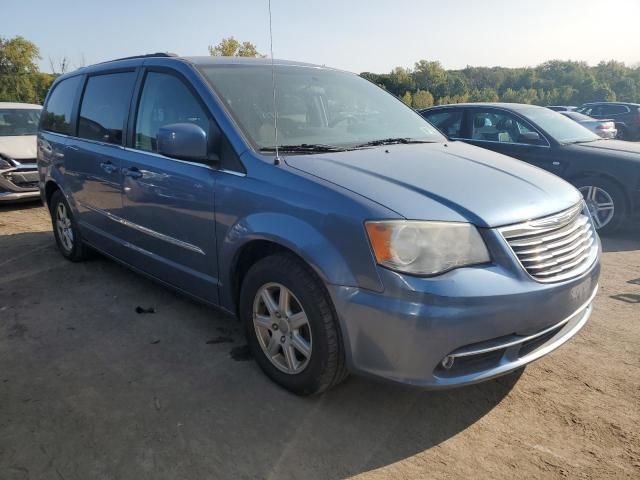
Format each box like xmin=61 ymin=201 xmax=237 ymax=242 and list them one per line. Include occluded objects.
xmin=354 ymin=138 xmax=436 ymax=147
xmin=260 ymin=143 xmax=350 ymax=153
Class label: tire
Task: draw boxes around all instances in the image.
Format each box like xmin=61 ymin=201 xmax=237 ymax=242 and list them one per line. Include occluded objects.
xmin=239 ymin=253 xmax=348 ymax=395
xmin=574 ymin=177 xmax=627 ymax=235
xmin=616 ymin=126 xmax=628 ymax=141
xmin=49 ymin=190 xmax=89 ymax=262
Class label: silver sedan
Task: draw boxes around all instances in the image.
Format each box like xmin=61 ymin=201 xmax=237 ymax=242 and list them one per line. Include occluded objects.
xmin=560 ymin=111 xmax=617 ymax=139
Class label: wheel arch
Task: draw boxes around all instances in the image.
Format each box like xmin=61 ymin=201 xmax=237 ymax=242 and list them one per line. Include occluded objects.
xmin=567 ymin=171 xmax=632 ymax=212
xmin=218 ymin=213 xmax=366 ymax=314
xmin=44 ymin=179 xmax=61 ymax=209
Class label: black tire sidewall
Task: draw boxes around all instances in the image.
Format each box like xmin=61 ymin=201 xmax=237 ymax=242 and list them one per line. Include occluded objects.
xmin=239 ymin=255 xmax=336 ymax=395
xmin=575 ymin=177 xmax=626 ymax=235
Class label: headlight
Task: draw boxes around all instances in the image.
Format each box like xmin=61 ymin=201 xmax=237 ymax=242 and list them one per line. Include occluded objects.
xmin=365 ymin=220 xmax=490 ymax=275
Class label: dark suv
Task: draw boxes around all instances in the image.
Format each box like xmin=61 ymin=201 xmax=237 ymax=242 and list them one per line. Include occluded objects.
xmin=577 ymin=102 xmax=640 ymax=141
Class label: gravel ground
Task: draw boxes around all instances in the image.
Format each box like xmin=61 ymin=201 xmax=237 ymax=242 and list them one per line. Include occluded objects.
xmin=0 ymin=201 xmax=639 ymax=480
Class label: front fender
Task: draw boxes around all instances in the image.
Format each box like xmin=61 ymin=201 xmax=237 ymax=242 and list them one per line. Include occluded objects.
xmin=218 ymin=212 xmax=382 ymax=312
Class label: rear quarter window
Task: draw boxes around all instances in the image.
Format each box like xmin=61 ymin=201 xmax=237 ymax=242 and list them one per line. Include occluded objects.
xmin=41 ymin=76 xmax=82 ymax=135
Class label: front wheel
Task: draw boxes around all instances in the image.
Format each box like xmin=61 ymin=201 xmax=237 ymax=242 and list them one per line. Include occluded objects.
xmin=239 ymin=253 xmax=348 ymax=395
xmin=575 ymin=178 xmax=626 ymax=234
xmin=49 ymin=190 xmax=89 ymax=261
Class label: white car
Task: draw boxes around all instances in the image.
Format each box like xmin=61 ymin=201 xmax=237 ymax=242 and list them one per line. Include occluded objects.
xmin=0 ymin=102 xmax=42 ymax=202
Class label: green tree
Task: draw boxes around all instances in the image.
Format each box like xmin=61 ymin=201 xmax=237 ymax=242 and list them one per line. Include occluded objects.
xmin=0 ymin=35 xmax=44 ymax=102
xmin=469 ymin=88 xmax=499 ymax=102
xmin=401 ymin=91 xmax=413 ymax=107
xmin=413 ymin=60 xmax=447 ymax=97
xmin=208 ymin=37 xmax=263 ymax=57
xmin=412 ymin=90 xmax=434 ymax=108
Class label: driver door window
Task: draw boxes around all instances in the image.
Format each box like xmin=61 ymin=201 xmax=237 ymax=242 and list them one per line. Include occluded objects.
xmin=470 ymin=110 xmax=536 ymax=144
xmin=135 ymin=72 xmax=209 ymax=153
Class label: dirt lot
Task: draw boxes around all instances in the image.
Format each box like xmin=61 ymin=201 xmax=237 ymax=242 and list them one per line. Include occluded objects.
xmin=0 ymin=202 xmax=639 ymax=480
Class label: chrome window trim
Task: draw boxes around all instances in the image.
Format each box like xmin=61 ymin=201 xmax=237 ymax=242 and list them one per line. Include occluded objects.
xmin=39 ymin=130 xmax=247 ymax=178
xmin=122 ymin=147 xmax=247 ymax=177
xmin=468 ymin=138 xmax=551 ymax=148
xmin=79 ymin=202 xmax=205 ymax=255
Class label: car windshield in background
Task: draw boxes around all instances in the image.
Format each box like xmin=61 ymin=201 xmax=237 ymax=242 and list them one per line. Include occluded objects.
xmin=198 ymin=65 xmax=444 ymax=150
xmin=0 ymin=109 xmax=41 ymax=136
xmin=519 ymin=107 xmax=600 ymax=144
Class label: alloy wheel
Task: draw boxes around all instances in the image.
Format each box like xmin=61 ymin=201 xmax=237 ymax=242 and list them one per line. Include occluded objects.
xmin=56 ymin=202 xmax=74 ymax=251
xmin=253 ymin=282 xmax=313 ymax=374
xmin=579 ymin=185 xmax=615 ymax=230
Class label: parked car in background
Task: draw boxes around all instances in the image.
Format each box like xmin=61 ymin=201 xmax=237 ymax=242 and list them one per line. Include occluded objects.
xmin=547 ymin=106 xmax=577 ymax=112
xmin=38 ymin=55 xmax=600 ymax=395
xmin=577 ymin=102 xmax=640 ymax=141
xmin=560 ymin=111 xmax=617 ymax=139
xmin=420 ymin=103 xmax=640 ymax=232
xmin=0 ymin=102 xmax=42 ymax=202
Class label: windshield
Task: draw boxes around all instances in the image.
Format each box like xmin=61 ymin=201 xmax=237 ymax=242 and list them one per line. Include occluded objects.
xmin=198 ymin=65 xmax=444 ymax=150
xmin=0 ymin=109 xmax=41 ymax=136
xmin=519 ymin=107 xmax=600 ymax=144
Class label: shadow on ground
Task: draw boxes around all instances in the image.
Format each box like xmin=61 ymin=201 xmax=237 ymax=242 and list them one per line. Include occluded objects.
xmin=0 ymin=199 xmax=42 ymax=213
xmin=600 ymin=223 xmax=640 ymax=253
xmin=0 ymin=231 xmax=521 ymax=479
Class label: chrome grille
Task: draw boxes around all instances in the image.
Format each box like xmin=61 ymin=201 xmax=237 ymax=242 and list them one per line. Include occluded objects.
xmin=499 ymin=203 xmax=598 ymax=282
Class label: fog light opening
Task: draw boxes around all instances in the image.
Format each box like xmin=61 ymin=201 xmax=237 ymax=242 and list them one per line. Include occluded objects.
xmin=441 ymin=355 xmax=455 ymax=370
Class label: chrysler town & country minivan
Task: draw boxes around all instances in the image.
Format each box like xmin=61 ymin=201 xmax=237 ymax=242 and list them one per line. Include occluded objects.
xmin=38 ymin=55 xmax=600 ymax=395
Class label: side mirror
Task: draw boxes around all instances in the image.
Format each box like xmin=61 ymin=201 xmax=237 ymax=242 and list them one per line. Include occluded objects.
xmin=520 ymin=131 xmax=543 ymax=145
xmin=157 ymin=123 xmax=218 ymax=163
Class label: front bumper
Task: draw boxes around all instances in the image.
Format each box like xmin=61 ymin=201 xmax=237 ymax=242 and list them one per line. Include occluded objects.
xmin=328 ymin=231 xmax=601 ymax=389
xmin=0 ymin=164 xmax=40 ymax=203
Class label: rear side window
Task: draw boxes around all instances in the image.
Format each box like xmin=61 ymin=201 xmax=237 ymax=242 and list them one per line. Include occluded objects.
xmin=134 ymin=72 xmax=208 ymax=152
xmin=605 ymin=105 xmax=630 ymax=115
xmin=423 ymin=110 xmax=463 ymax=138
xmin=41 ymin=76 xmax=81 ymax=134
xmin=78 ymin=72 xmax=136 ymax=145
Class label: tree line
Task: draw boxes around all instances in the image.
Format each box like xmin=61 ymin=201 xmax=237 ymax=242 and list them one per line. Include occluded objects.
xmin=361 ymin=59 xmax=640 ymax=108
xmin=2 ymin=34 xmax=639 ymax=110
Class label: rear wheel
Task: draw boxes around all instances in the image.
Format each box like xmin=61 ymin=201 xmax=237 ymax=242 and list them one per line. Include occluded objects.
xmin=575 ymin=177 xmax=626 ymax=234
xmin=239 ymin=253 xmax=348 ymax=395
xmin=49 ymin=190 xmax=89 ymax=261
xmin=616 ymin=126 xmax=627 ymax=141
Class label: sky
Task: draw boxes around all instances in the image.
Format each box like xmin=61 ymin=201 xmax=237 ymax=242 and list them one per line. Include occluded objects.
xmin=4 ymin=0 xmax=640 ymax=74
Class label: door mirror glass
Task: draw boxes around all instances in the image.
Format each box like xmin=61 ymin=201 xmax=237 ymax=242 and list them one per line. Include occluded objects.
xmin=157 ymin=123 xmax=212 ymax=162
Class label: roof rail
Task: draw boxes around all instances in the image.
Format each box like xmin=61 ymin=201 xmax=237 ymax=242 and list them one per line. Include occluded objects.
xmin=97 ymin=52 xmax=179 ymax=64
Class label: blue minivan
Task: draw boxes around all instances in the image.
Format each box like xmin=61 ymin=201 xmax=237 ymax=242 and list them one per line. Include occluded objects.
xmin=38 ymin=55 xmax=600 ymax=395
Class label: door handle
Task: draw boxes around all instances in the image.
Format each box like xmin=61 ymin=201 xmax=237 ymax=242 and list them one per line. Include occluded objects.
xmin=99 ymin=161 xmax=119 ymax=174
xmin=122 ymin=167 xmax=143 ymax=179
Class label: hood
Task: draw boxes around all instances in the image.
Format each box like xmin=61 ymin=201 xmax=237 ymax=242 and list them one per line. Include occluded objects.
xmin=286 ymin=142 xmax=581 ymax=228
xmin=0 ymin=135 xmax=37 ymax=161
xmin=570 ymin=139 xmax=640 ymax=160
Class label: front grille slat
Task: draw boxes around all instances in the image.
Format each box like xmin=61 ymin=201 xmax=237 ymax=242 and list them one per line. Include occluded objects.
xmin=513 ymin=223 xmax=591 ymax=255
xmin=507 ymin=215 xmax=589 ymax=247
xmin=519 ymin=233 xmax=594 ymax=264
xmin=499 ymin=203 xmax=598 ymax=283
